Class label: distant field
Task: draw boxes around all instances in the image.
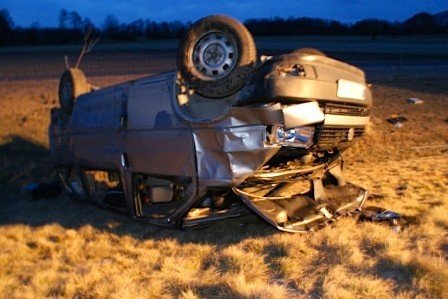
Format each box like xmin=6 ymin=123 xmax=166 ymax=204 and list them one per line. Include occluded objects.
xmin=0 ymin=37 xmax=447 ymax=298
xmin=1 ymin=35 xmax=447 ymax=81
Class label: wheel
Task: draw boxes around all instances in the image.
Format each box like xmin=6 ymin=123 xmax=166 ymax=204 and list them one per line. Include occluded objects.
xmin=58 ymin=68 xmax=90 ymax=114
xmin=177 ymin=15 xmax=257 ymax=98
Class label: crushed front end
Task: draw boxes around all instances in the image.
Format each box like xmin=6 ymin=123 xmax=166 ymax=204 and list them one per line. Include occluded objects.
xmin=187 ymin=51 xmax=372 ymax=232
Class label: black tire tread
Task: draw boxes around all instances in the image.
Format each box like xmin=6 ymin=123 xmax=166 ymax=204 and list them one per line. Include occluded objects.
xmin=58 ymin=68 xmax=89 ymax=114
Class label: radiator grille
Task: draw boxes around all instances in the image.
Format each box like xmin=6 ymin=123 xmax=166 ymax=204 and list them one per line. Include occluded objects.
xmin=322 ymin=103 xmax=370 ymax=117
xmin=316 ymin=126 xmax=365 ymax=148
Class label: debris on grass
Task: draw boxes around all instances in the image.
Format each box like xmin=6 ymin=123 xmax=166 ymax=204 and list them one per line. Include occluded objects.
xmin=407 ymin=97 xmax=424 ymax=104
xmin=358 ymin=206 xmax=406 ymax=232
xmin=387 ymin=115 xmax=407 ymax=128
xmin=387 ymin=115 xmax=407 ymax=124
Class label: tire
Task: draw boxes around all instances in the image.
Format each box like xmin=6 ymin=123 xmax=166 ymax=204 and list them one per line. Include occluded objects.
xmin=58 ymin=68 xmax=90 ymax=114
xmin=177 ymin=15 xmax=257 ymax=98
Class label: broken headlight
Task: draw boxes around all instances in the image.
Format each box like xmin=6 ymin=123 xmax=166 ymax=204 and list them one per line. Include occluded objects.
xmin=275 ymin=125 xmax=315 ymax=148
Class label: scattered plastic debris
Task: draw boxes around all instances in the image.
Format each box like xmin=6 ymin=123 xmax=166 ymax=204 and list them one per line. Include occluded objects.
xmin=358 ymin=206 xmax=404 ymax=232
xmin=371 ymin=210 xmax=401 ymax=222
xmin=387 ymin=115 xmax=407 ymax=128
xmin=407 ymin=97 xmax=423 ymax=104
xmin=387 ymin=116 xmax=407 ymax=124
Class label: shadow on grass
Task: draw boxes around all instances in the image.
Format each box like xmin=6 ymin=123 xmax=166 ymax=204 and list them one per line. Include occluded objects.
xmin=0 ymin=135 xmax=55 ymax=189
xmin=0 ymin=136 xmax=278 ymax=244
xmin=373 ymin=256 xmax=447 ymax=298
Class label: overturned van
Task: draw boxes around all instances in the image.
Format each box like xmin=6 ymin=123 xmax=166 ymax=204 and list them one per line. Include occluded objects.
xmin=49 ymin=15 xmax=372 ymax=232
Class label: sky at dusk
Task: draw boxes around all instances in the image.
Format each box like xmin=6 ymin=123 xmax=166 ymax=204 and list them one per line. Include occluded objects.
xmin=1 ymin=0 xmax=447 ymax=28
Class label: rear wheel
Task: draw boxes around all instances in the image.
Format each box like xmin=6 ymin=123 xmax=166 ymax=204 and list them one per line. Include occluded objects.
xmin=58 ymin=68 xmax=90 ymax=114
xmin=177 ymin=15 xmax=257 ymax=98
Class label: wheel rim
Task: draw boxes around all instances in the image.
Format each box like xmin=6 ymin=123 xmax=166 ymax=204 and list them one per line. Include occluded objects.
xmin=193 ymin=32 xmax=238 ymax=79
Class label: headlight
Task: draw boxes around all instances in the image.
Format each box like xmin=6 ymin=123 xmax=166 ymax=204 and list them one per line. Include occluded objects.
xmin=275 ymin=125 xmax=315 ymax=148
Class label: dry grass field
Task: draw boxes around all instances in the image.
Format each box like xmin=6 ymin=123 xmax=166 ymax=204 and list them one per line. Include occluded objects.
xmin=1 ymin=37 xmax=447 ymax=298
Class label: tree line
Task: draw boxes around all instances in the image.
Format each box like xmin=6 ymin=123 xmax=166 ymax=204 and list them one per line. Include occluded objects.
xmin=0 ymin=8 xmax=447 ymax=46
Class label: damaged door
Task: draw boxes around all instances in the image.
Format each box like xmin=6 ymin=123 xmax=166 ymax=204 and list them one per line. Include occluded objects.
xmin=123 ymin=73 xmax=198 ymax=225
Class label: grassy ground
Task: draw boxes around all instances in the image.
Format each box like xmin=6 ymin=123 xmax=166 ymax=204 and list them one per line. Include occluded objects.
xmin=0 ymin=45 xmax=447 ymax=298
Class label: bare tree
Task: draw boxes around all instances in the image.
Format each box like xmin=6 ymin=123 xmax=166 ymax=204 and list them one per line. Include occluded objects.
xmin=58 ymin=9 xmax=69 ymax=28
xmin=0 ymin=9 xmax=14 ymax=45
xmin=75 ymin=27 xmax=100 ymax=69
xmin=69 ymin=11 xmax=82 ymax=30
xmin=103 ymin=14 xmax=120 ymax=37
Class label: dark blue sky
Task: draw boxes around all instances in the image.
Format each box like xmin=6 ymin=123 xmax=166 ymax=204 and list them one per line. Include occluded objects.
xmin=2 ymin=0 xmax=447 ymax=28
